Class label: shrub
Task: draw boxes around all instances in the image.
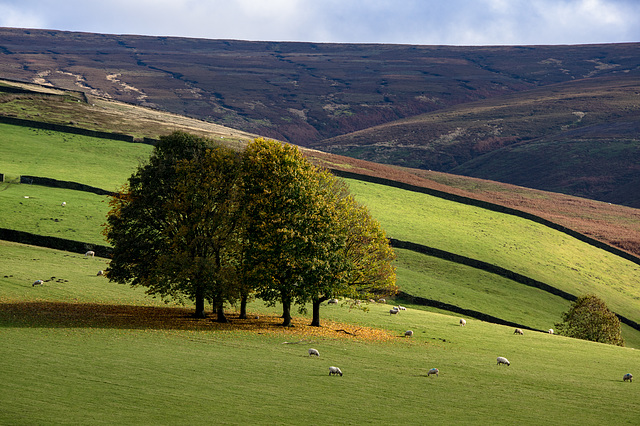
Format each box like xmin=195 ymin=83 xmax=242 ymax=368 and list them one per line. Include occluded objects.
xmin=555 ymin=294 xmax=624 ymax=346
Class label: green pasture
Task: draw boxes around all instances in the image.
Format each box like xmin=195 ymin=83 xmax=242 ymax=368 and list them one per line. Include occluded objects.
xmin=346 ymin=178 xmax=640 ymax=329
xmin=2 ymin=243 xmax=640 ymax=425
xmin=0 ymin=123 xmax=153 ymax=190
xmin=0 ymin=183 xmax=109 ymax=245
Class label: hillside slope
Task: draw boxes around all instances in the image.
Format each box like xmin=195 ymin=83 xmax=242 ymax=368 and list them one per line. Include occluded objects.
xmin=316 ymin=75 xmax=640 ymax=206
xmin=1 ymin=27 xmax=638 ymax=147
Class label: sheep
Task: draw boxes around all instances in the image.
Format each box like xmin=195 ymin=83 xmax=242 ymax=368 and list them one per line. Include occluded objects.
xmin=548 ymin=329 xmax=554 ymax=334
xmin=497 ymin=356 xmax=510 ymax=366
xmin=623 ymin=373 xmax=633 ymax=382
xmin=32 ymin=279 xmax=44 ymax=286
xmin=97 ymin=270 xmax=104 ymax=276
xmin=329 ymin=366 xmax=343 ymax=376
xmin=397 ymin=306 xmax=406 ymax=310
xmin=427 ymin=368 xmax=439 ymax=377
xmin=389 ymin=308 xmax=399 ymax=315
xmin=514 ymin=328 xmax=524 ymax=335
xmin=327 ymin=298 xmax=339 ymax=304
xmin=308 ymin=348 xmax=320 ymax=357
xmin=85 ymin=250 xmax=95 ymax=257
xmin=378 ymin=298 xmax=386 ymax=303
xmin=61 ymin=202 xmax=66 ymax=207
xmin=460 ymin=318 xmax=467 ymax=326
xmin=404 ymin=330 xmax=414 ymax=337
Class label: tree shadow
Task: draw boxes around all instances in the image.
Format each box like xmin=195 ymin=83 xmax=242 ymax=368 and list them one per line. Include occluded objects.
xmin=0 ymin=301 xmax=277 ymax=331
xmin=0 ymin=301 xmax=397 ymax=341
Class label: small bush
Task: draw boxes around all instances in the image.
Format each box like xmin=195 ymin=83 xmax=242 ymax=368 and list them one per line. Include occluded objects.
xmin=555 ymin=294 xmax=624 ymax=346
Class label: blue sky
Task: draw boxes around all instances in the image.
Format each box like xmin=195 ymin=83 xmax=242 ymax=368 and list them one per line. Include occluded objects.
xmin=1 ymin=0 xmax=639 ymax=45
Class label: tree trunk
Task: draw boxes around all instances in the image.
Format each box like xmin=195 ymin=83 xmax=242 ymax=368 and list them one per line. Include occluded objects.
xmin=281 ymin=296 xmax=292 ymax=327
xmin=216 ymin=301 xmax=229 ymax=323
xmin=194 ymin=288 xmax=206 ymax=319
xmin=311 ymin=296 xmax=329 ymax=327
xmin=311 ymin=298 xmax=322 ymax=327
xmin=239 ymin=294 xmax=248 ymax=319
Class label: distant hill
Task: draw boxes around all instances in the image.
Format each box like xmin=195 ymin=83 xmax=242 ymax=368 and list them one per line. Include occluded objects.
xmin=318 ymin=75 xmax=640 ymax=206
xmin=1 ymin=27 xmax=639 ymax=205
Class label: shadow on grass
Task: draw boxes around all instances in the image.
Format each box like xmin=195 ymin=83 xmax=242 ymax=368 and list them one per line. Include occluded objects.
xmin=0 ymin=301 xmax=397 ymax=341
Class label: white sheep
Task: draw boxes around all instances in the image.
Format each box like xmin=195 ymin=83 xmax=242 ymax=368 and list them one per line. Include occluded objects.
xmin=397 ymin=306 xmax=406 ymax=310
xmin=327 ymin=299 xmax=338 ymax=304
xmin=404 ymin=330 xmax=413 ymax=337
xmin=32 ymin=279 xmax=44 ymax=286
xmin=61 ymin=202 xmax=66 ymax=207
xmin=514 ymin=328 xmax=524 ymax=335
xmin=85 ymin=250 xmax=95 ymax=257
xmin=623 ymin=373 xmax=633 ymax=382
xmin=329 ymin=366 xmax=343 ymax=376
xmin=460 ymin=318 xmax=466 ymax=326
xmin=378 ymin=298 xmax=386 ymax=303
xmin=389 ymin=308 xmax=399 ymax=315
xmin=97 ymin=270 xmax=104 ymax=276
xmin=308 ymin=348 xmax=320 ymax=357
xmin=427 ymin=368 xmax=439 ymax=377
xmin=497 ymin=356 xmax=510 ymax=366
xmin=548 ymin=329 xmax=554 ymax=334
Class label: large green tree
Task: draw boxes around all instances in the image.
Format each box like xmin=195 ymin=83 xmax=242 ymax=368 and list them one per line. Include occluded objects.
xmin=240 ymin=138 xmax=396 ymax=327
xmin=555 ymin=294 xmax=624 ymax=346
xmin=104 ymin=132 xmax=239 ymax=318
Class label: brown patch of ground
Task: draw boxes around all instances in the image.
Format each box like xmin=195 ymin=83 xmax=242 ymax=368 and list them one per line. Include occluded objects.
xmin=0 ymin=301 xmax=397 ymax=342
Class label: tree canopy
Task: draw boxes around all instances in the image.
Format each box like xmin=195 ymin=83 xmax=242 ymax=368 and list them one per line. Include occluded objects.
xmin=555 ymin=294 xmax=624 ymax=346
xmin=104 ymin=133 xmax=396 ymax=326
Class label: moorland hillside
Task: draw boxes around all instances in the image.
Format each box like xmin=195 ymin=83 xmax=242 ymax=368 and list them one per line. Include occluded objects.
xmin=1 ymin=27 xmax=639 ymax=205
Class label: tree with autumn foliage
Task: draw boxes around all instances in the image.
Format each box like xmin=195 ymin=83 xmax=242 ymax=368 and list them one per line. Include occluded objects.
xmin=104 ymin=132 xmax=241 ymax=319
xmin=555 ymin=294 xmax=624 ymax=346
xmin=306 ymin=173 xmax=397 ymax=326
xmin=240 ymin=138 xmax=396 ymax=327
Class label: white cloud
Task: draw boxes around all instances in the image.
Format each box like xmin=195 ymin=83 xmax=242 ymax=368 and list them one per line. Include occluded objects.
xmin=0 ymin=3 xmax=46 ymax=28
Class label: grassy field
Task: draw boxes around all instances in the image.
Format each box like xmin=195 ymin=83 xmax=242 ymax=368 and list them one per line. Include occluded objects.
xmin=345 ymin=178 xmax=640 ymax=332
xmin=2 ymin=243 xmax=640 ymax=425
xmin=0 ymin=183 xmax=109 ymax=245
xmin=0 ymin=123 xmax=153 ymax=189
xmin=2 ymin=121 xmax=640 ymax=424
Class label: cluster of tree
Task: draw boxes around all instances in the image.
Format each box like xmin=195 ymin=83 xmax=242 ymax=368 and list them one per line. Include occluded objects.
xmin=103 ymin=132 xmax=397 ymax=327
xmin=555 ymin=294 xmax=624 ymax=346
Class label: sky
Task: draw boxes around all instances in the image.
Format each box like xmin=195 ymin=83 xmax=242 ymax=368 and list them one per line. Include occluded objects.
xmin=0 ymin=0 xmax=639 ymax=46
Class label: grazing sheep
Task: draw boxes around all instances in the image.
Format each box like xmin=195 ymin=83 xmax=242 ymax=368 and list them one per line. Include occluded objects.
xmin=460 ymin=318 xmax=467 ymax=326
xmin=97 ymin=270 xmax=104 ymax=276
xmin=389 ymin=308 xmax=399 ymax=315
xmin=32 ymin=279 xmax=44 ymax=286
xmin=427 ymin=368 xmax=439 ymax=377
xmin=397 ymin=306 xmax=406 ymax=311
xmin=404 ymin=330 xmax=414 ymax=337
xmin=378 ymin=298 xmax=386 ymax=303
xmin=329 ymin=366 xmax=343 ymax=376
xmin=328 ymin=299 xmax=339 ymax=304
xmin=85 ymin=250 xmax=95 ymax=257
xmin=514 ymin=328 xmax=524 ymax=335
xmin=623 ymin=373 xmax=633 ymax=382
xmin=61 ymin=202 xmax=66 ymax=207
xmin=497 ymin=356 xmax=510 ymax=366
xmin=308 ymin=348 xmax=320 ymax=357
xmin=548 ymin=329 xmax=554 ymax=334
xmin=369 ymin=299 xmax=376 ymax=303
